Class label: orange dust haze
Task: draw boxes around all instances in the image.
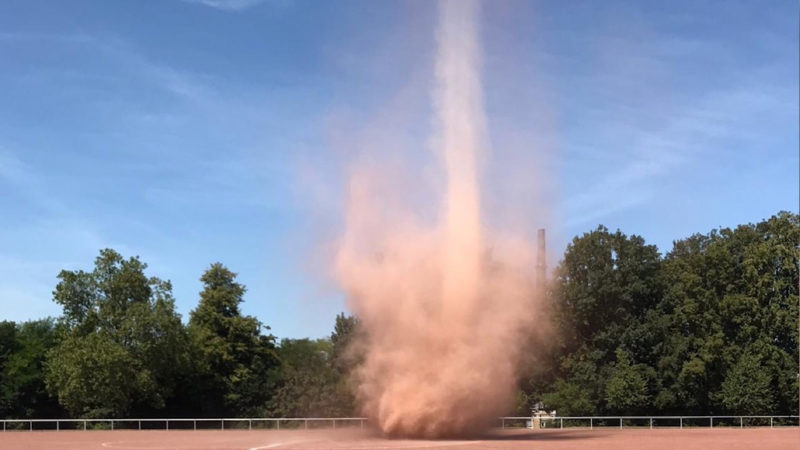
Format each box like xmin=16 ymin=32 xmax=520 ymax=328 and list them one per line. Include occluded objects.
xmin=335 ymin=0 xmax=549 ymax=438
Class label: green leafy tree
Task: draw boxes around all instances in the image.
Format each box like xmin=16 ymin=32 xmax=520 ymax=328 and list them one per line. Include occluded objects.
xmin=188 ymin=263 xmax=280 ymax=417
xmin=0 ymin=321 xmax=20 ymax=417
xmin=543 ymin=227 xmax=661 ymax=413
xmin=538 ymin=212 xmax=798 ymax=417
xmin=268 ymin=314 xmax=360 ymax=417
xmin=330 ymin=313 xmax=360 ymax=413
xmin=0 ymin=211 xmax=793 ymax=419
xmin=718 ymin=348 xmax=775 ymax=414
xmin=0 ymin=319 xmax=62 ymax=418
xmin=45 ymin=249 xmax=189 ymax=417
xmin=0 ymin=321 xmax=17 ymax=368
xmin=541 ymin=380 xmax=596 ymax=416
xmin=46 ymin=333 xmax=138 ymax=417
xmin=604 ymin=349 xmax=650 ymax=414
xmin=555 ymin=226 xmax=662 ymax=358
xmin=269 ymin=338 xmax=352 ymax=417
xmin=653 ymin=212 xmax=798 ymax=414
xmin=331 ymin=313 xmax=360 ymax=374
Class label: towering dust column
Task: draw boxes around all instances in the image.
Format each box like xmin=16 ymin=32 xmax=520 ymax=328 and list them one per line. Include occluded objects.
xmin=536 ymin=229 xmax=546 ymax=291
xmin=335 ymin=0 xmax=544 ymax=438
xmin=438 ymin=0 xmax=484 ymax=341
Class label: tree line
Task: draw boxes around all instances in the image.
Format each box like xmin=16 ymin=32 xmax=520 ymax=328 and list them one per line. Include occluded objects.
xmin=0 ymin=251 xmax=358 ymax=419
xmin=0 ymin=211 xmax=797 ymax=419
xmin=522 ymin=211 xmax=799 ymax=416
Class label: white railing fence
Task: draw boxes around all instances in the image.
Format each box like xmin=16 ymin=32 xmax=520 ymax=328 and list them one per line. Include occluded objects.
xmin=0 ymin=417 xmax=367 ymax=432
xmin=499 ymin=415 xmax=800 ymax=430
xmin=1 ymin=415 xmax=798 ymax=432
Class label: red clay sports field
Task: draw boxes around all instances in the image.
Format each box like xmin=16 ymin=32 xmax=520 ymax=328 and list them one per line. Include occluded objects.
xmin=1 ymin=428 xmax=799 ymax=450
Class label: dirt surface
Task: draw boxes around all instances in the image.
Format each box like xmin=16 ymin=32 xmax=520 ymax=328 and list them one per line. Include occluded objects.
xmin=0 ymin=428 xmax=798 ymax=450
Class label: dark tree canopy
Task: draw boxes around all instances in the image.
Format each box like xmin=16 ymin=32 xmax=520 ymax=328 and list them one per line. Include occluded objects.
xmin=269 ymin=338 xmax=354 ymax=417
xmin=0 ymin=213 xmax=796 ymax=420
xmin=188 ymin=263 xmax=280 ymax=417
xmin=0 ymin=320 xmax=61 ymax=418
xmin=538 ymin=212 xmax=799 ymax=417
xmin=45 ymin=249 xmax=189 ymax=418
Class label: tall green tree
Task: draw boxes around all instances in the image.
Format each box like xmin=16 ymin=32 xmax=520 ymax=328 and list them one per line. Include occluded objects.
xmin=268 ymin=313 xmax=361 ymax=418
xmin=543 ymin=227 xmax=662 ymax=414
xmin=652 ymin=212 xmax=798 ymax=414
xmin=0 ymin=319 xmax=61 ymax=418
xmin=556 ymin=226 xmax=662 ymax=355
xmin=331 ymin=313 xmax=360 ymax=375
xmin=0 ymin=321 xmax=20 ymax=417
xmin=45 ymin=249 xmax=189 ymax=418
xmin=718 ymin=347 xmax=775 ymax=414
xmin=0 ymin=321 xmax=17 ymax=372
xmin=269 ymin=338 xmax=352 ymax=417
xmin=604 ymin=349 xmax=651 ymax=414
xmin=538 ymin=212 xmax=799 ymax=416
xmin=541 ymin=379 xmax=596 ymax=417
xmin=188 ymin=263 xmax=279 ymax=417
xmin=330 ymin=313 xmax=360 ymax=414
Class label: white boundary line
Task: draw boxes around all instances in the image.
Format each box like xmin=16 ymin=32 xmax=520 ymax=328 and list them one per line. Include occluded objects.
xmin=254 ymin=442 xmax=484 ymax=450
xmin=247 ymin=443 xmax=483 ymax=450
xmin=101 ymin=442 xmax=176 ymax=450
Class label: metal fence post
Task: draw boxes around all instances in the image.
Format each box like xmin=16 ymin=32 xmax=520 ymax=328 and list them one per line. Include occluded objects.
xmin=560 ymin=418 xmax=563 ymax=429
xmin=111 ymin=420 xmax=114 ymax=431
xmin=84 ymin=420 xmax=86 ymax=431
xmin=221 ymin=419 xmax=224 ymax=431
xmin=650 ymin=418 xmax=653 ymax=429
xmin=740 ymin=417 xmax=743 ymax=428
xmin=139 ymin=420 xmax=141 ymax=431
xmin=166 ymin=420 xmax=169 ymax=431
xmin=619 ymin=418 xmax=622 ymax=430
xmin=29 ymin=421 xmax=32 ymax=431
xmin=590 ymin=418 xmax=593 ymax=430
xmin=710 ymin=417 xmax=713 ymax=428
xmin=277 ymin=420 xmax=280 ymax=430
xmin=57 ymin=421 xmax=60 ymax=432
xmin=304 ymin=419 xmax=308 ymax=430
xmin=770 ymin=417 xmax=773 ymax=428
xmin=193 ymin=420 xmax=196 ymax=431
xmin=249 ymin=419 xmax=252 ymax=431
xmin=501 ymin=418 xmax=505 ymax=429
xmin=680 ymin=418 xmax=683 ymax=429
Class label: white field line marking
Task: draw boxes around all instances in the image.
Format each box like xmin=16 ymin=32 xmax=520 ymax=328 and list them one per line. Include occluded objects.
xmin=248 ymin=441 xmax=297 ymax=450
xmin=102 ymin=438 xmax=482 ymax=450
xmin=345 ymin=442 xmax=484 ymax=449
xmin=101 ymin=440 xmax=295 ymax=450
xmin=101 ymin=442 xmax=178 ymax=450
xmin=266 ymin=442 xmax=484 ymax=450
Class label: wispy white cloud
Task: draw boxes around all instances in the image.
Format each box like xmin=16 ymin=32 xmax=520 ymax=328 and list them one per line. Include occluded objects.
xmin=0 ymin=29 xmax=313 ymax=324
xmin=559 ymin=17 xmax=795 ymax=230
xmin=0 ymin=150 xmax=30 ymax=184
xmin=180 ymin=0 xmax=278 ymax=12
xmin=564 ymin=80 xmax=789 ymax=228
xmin=0 ymin=148 xmax=114 ymax=321
xmin=0 ymin=148 xmax=108 ymax=250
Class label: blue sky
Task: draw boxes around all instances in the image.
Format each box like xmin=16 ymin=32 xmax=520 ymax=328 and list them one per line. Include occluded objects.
xmin=1 ymin=0 xmax=797 ymax=338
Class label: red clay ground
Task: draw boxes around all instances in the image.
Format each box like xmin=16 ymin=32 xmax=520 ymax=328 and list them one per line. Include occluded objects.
xmin=0 ymin=428 xmax=798 ymax=450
